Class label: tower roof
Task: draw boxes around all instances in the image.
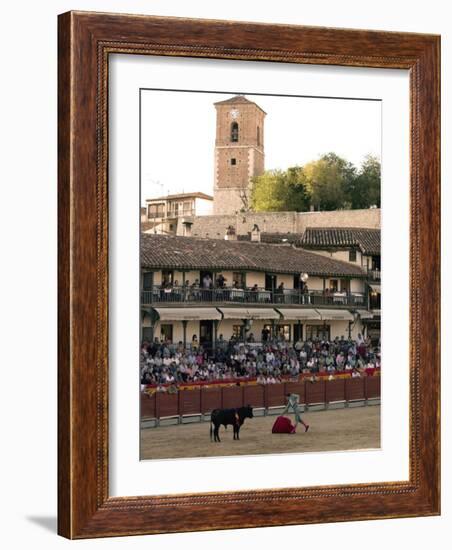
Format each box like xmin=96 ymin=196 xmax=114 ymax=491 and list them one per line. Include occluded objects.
xmin=214 ymin=95 xmax=266 ymax=114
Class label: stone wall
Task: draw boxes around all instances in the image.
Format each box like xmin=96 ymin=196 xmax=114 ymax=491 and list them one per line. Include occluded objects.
xmin=188 ymin=208 xmax=380 ymax=239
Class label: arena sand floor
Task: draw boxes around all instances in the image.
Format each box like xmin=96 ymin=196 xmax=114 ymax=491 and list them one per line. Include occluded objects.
xmin=140 ymin=405 xmax=380 ymax=460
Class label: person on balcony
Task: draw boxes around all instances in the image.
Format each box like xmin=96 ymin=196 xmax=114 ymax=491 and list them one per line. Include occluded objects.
xmin=276 ymin=281 xmax=285 ymax=303
xmin=183 ymin=279 xmax=190 ymax=301
xmin=190 ymin=279 xmax=200 ymax=301
xmin=302 ymin=283 xmax=310 ymax=304
xmin=249 ymin=283 xmax=259 ymax=303
xmin=202 ymin=274 xmax=212 ymax=288
xmin=202 ymin=274 xmax=213 ymax=301
xmin=216 ymin=273 xmax=226 ymax=288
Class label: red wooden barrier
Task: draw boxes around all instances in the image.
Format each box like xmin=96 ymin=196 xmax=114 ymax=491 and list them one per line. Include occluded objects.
xmin=266 ymin=383 xmax=286 ymax=407
xmin=141 ymin=393 xmax=156 ymax=418
xmin=243 ymin=384 xmax=265 ymax=408
xmin=157 ymin=392 xmax=179 ymax=417
xmin=142 ymin=377 xmax=380 ymax=419
xmin=325 ymin=379 xmax=346 ymax=403
xmin=345 ymin=378 xmax=366 ymax=401
xmin=179 ymin=388 xmax=201 ymax=415
xmin=200 ymin=387 xmax=222 ymax=414
xmin=305 ymin=380 xmax=326 ymax=405
xmin=365 ymin=376 xmax=381 ymax=399
xmin=222 ymin=386 xmax=244 ymax=408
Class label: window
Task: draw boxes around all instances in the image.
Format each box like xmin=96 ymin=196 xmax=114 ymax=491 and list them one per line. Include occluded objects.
xmin=340 ymin=279 xmax=350 ymax=293
xmin=162 ymin=270 xmax=174 ymax=286
xmin=231 ymin=122 xmax=239 ymax=142
xmin=265 ymin=273 xmax=277 ymax=291
xmin=182 ymin=201 xmax=193 ymax=214
xmin=305 ymin=325 xmax=330 ymax=341
xmin=232 ymin=325 xmax=243 ymax=339
xmin=142 ymin=272 xmax=153 ymax=290
xmin=275 ymin=324 xmax=291 ymax=342
xmin=183 ymin=223 xmax=192 ymax=237
xmin=231 ymin=158 xmax=236 ymax=165
xmin=349 ymin=249 xmax=357 ymax=262
xmin=293 ymin=323 xmax=303 ymax=342
xmin=160 ymin=324 xmax=173 ymax=342
xmin=370 ymin=289 xmax=381 ymax=310
xmin=168 ymin=202 xmax=179 ymax=216
xmin=233 ymin=272 xmax=246 ymax=288
xmin=148 ymin=203 xmax=165 ymax=218
xmin=257 ymin=125 xmax=260 ymax=146
xmin=329 ymin=279 xmax=339 ymax=292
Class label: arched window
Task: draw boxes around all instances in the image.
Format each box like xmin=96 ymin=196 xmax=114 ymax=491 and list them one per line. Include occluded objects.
xmin=230 ymin=122 xmax=239 ymax=142
xmin=257 ymin=125 xmax=260 ymax=146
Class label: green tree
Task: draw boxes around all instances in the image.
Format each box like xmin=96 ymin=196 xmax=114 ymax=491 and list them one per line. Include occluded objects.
xmin=250 ymin=153 xmax=380 ymax=212
xmin=250 ymin=166 xmax=309 ymax=212
xmin=304 ymin=153 xmax=356 ymax=211
xmin=345 ymin=154 xmax=381 ymax=208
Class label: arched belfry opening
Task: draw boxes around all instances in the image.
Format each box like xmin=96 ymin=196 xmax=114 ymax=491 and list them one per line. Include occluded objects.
xmin=230 ymin=122 xmax=239 ymax=142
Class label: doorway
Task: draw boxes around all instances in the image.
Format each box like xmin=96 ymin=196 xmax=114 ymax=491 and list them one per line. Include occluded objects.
xmin=265 ymin=273 xmax=277 ymax=291
xmin=293 ymin=323 xmax=303 ymax=342
xmin=199 ymin=320 xmax=214 ymax=348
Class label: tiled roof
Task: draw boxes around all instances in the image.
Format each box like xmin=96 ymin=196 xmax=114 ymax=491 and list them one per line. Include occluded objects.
xmin=214 ymin=95 xmax=266 ymax=113
xmin=302 ymin=227 xmax=380 ymax=255
xmin=141 ymin=234 xmax=367 ymax=278
xmin=237 ymin=233 xmax=303 ymax=245
xmin=146 ymin=192 xmax=213 ymax=202
xmin=262 ymin=233 xmax=304 ymax=245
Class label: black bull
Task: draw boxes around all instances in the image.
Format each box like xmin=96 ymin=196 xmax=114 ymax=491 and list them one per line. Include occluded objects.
xmin=210 ymin=406 xmax=254 ymax=442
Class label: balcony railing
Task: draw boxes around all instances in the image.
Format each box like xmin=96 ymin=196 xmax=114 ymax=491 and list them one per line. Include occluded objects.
xmin=367 ymin=269 xmax=381 ymax=281
xmin=141 ymin=286 xmax=367 ymax=308
xmin=165 ymin=208 xmax=195 ymax=218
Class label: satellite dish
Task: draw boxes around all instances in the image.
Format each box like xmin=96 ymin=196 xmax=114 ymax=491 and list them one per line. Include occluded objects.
xmin=301 ymin=273 xmax=309 ymax=283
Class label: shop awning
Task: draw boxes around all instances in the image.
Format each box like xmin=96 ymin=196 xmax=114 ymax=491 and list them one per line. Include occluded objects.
xmin=153 ymin=307 xmax=222 ymax=321
xmin=218 ymin=307 xmax=280 ymax=320
xmin=369 ymin=283 xmax=381 ymax=293
xmin=316 ymin=309 xmax=354 ymax=321
xmin=355 ymin=309 xmax=374 ymax=319
xmin=276 ymin=308 xmax=322 ymax=320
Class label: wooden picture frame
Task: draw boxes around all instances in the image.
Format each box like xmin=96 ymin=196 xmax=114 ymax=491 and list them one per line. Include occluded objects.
xmin=58 ymin=11 xmax=440 ymax=538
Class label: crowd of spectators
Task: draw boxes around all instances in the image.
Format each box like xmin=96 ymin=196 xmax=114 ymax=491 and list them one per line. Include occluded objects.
xmin=140 ymin=334 xmax=380 ymax=387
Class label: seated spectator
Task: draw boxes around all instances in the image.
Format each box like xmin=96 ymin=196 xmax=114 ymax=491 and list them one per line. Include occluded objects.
xmin=140 ymin=334 xmax=380 ymax=386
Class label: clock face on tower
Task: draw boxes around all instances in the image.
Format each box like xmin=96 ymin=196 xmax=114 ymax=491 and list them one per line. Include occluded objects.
xmin=230 ymin=109 xmax=239 ymax=119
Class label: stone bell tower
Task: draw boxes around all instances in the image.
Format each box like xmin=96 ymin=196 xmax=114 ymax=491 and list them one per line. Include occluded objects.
xmin=213 ymin=95 xmax=265 ymax=215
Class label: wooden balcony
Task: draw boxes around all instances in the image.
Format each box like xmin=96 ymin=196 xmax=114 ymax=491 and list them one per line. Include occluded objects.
xmin=141 ymin=286 xmax=367 ymax=308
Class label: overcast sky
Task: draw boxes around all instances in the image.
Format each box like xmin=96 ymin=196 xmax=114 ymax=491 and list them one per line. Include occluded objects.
xmin=141 ymin=89 xmax=381 ymax=204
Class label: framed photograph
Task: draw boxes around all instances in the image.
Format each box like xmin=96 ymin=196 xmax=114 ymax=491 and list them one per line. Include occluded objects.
xmin=58 ymin=11 xmax=440 ymax=538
